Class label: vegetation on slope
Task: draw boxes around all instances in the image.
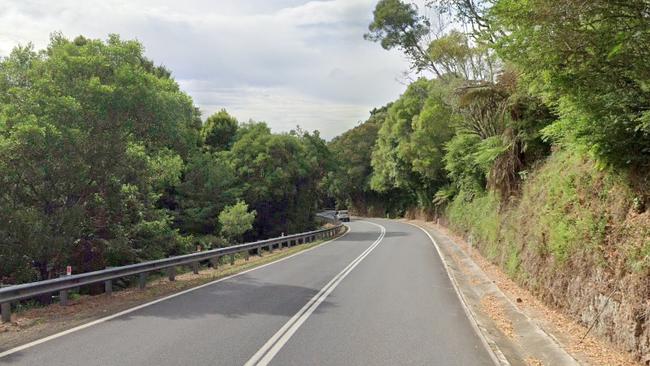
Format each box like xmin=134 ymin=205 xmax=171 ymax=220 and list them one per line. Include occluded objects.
xmin=328 ymin=0 xmax=650 ymax=358
xmin=0 ymin=35 xmax=332 ymax=285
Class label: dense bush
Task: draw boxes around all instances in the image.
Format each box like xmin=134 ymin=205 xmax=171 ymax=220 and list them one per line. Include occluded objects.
xmin=0 ymin=35 xmax=332 ymax=284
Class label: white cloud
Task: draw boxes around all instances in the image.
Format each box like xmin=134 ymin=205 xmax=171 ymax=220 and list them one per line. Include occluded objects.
xmin=0 ymin=0 xmax=409 ymax=139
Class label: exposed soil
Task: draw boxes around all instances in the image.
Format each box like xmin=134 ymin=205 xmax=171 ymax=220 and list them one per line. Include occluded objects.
xmin=420 ymin=220 xmax=641 ymax=366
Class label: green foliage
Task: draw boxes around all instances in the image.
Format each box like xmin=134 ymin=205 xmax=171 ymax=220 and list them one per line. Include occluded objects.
xmin=326 ymin=106 xmax=409 ymax=215
xmin=489 ymin=0 xmax=650 ymax=168
xmin=371 ymin=78 xmax=458 ymax=208
xmin=0 ymin=34 xmax=334 ymax=285
xmin=447 ymin=149 xmax=640 ymax=274
xmin=447 ymin=190 xmax=501 ymax=259
xmin=427 ymin=31 xmax=497 ymax=80
xmin=0 ymin=34 xmax=199 ymax=282
xmin=443 ymin=133 xmax=485 ymax=196
xmin=225 ymin=122 xmax=328 ymax=238
xmin=201 ymin=109 xmax=238 ymax=151
xmin=175 ymin=150 xmax=239 ymax=236
xmin=364 ymin=0 xmax=435 ymax=74
xmin=218 ymin=201 xmax=256 ymax=243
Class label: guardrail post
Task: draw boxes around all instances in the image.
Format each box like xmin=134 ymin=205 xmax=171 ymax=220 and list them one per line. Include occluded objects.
xmin=1 ymin=302 xmax=10 ymax=323
xmin=167 ymin=267 xmax=176 ymax=281
xmin=60 ymin=289 xmax=68 ymax=306
xmin=210 ymin=256 xmax=219 ymax=268
xmin=230 ymin=254 xmax=235 ymax=265
xmin=192 ymin=262 xmax=200 ymax=274
xmin=269 ymin=243 xmax=274 ymax=253
xmin=105 ymin=280 xmax=112 ymax=295
xmin=139 ymin=273 xmax=147 ymax=289
xmin=245 ymin=250 xmax=250 ymax=261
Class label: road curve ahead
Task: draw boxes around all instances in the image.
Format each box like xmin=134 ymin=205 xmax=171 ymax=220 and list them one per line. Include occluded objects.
xmin=0 ymin=219 xmax=494 ymax=366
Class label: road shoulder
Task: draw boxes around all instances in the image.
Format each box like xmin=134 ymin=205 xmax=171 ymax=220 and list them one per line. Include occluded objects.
xmin=0 ymin=232 xmax=345 ymax=354
xmin=409 ymin=219 xmax=642 ymax=366
xmin=408 ymin=219 xmax=582 ymax=366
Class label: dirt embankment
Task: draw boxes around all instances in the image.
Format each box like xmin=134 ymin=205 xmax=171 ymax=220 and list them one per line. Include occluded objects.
xmin=444 ymin=150 xmax=650 ymax=364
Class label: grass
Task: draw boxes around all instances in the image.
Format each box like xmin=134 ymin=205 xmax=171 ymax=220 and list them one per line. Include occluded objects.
xmin=443 ymin=147 xmax=650 ymax=362
xmin=447 ymin=148 xmax=643 ymax=277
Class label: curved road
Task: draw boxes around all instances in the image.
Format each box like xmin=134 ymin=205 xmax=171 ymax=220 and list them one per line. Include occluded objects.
xmin=1 ymin=219 xmax=493 ymax=365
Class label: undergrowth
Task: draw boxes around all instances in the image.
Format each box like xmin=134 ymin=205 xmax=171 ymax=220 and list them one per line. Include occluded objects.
xmin=447 ymin=148 xmax=645 ymax=277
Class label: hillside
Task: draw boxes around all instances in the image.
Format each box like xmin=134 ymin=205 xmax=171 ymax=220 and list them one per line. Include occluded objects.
xmin=326 ymin=0 xmax=650 ymax=361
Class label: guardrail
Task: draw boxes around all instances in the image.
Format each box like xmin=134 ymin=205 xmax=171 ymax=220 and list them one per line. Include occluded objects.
xmin=0 ymin=222 xmax=345 ymax=323
xmin=316 ymin=211 xmax=338 ymax=224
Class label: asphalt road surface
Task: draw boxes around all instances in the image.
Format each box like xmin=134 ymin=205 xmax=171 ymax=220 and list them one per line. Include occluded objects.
xmin=0 ymin=219 xmax=494 ymax=366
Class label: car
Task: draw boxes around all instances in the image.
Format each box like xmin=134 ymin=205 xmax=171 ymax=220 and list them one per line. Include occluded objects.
xmin=335 ymin=210 xmax=350 ymax=222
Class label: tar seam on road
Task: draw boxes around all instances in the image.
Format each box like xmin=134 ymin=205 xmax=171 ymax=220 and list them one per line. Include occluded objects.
xmin=405 ymin=222 xmax=508 ymax=366
xmin=244 ymin=221 xmax=386 ymax=366
xmin=0 ymin=226 xmax=352 ymax=360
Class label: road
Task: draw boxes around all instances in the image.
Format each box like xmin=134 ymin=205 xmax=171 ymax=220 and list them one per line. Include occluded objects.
xmin=0 ymin=219 xmax=494 ymax=365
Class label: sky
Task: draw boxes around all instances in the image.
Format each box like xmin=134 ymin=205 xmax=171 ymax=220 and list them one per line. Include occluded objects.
xmin=0 ymin=0 xmax=412 ymax=139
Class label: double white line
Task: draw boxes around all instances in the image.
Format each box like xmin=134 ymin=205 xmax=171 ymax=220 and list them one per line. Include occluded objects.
xmin=244 ymin=221 xmax=386 ymax=366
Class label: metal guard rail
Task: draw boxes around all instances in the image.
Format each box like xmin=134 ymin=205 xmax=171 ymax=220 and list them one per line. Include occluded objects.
xmin=0 ymin=222 xmax=345 ymax=322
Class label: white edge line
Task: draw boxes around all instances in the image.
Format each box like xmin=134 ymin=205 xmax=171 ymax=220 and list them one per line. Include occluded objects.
xmin=405 ymin=222 xmax=510 ymax=366
xmin=0 ymin=226 xmax=351 ymax=359
xmin=245 ymin=221 xmax=386 ymax=366
xmin=414 ymin=223 xmax=581 ymax=365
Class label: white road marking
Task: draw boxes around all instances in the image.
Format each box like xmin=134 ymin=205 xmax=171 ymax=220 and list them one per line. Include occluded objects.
xmin=0 ymin=227 xmax=351 ymax=359
xmin=244 ymin=221 xmax=386 ymax=366
xmin=406 ymin=222 xmax=507 ymax=366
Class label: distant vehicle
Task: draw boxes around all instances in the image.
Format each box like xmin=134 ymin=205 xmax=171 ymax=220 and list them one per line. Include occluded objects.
xmin=335 ymin=210 xmax=350 ymax=222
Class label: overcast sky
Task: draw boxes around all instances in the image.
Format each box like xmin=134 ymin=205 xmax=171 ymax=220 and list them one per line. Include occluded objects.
xmin=0 ymin=0 xmax=411 ymax=139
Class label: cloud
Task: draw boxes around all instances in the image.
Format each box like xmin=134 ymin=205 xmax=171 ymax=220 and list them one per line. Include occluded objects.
xmin=0 ymin=0 xmax=409 ymax=139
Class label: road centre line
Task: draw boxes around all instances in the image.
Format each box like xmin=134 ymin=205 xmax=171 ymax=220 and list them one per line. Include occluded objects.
xmin=244 ymin=221 xmax=386 ymax=366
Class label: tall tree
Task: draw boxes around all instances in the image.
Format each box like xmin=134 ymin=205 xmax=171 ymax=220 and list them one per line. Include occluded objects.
xmin=365 ymin=0 xmax=441 ymax=76
xmin=490 ymin=0 xmax=650 ymax=168
xmin=371 ymin=78 xmax=458 ymax=208
xmin=0 ymin=34 xmax=199 ymax=283
xmin=201 ymin=109 xmax=239 ymax=151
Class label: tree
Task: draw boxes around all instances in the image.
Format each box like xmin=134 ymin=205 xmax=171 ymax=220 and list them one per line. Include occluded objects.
xmin=201 ymin=109 xmax=238 ymax=151
xmin=223 ymin=122 xmax=329 ymax=238
xmin=365 ymin=0 xmax=441 ymax=76
xmin=218 ymin=201 xmax=256 ymax=243
xmin=490 ymin=0 xmax=650 ymax=168
xmin=0 ymin=34 xmax=198 ymax=283
xmin=370 ymin=78 xmax=458 ymax=208
xmin=326 ymin=106 xmax=410 ymax=215
xmin=427 ymin=31 xmax=496 ymax=81
xmin=428 ymin=0 xmax=496 ymax=41
xmin=175 ymin=151 xmax=239 ymax=236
